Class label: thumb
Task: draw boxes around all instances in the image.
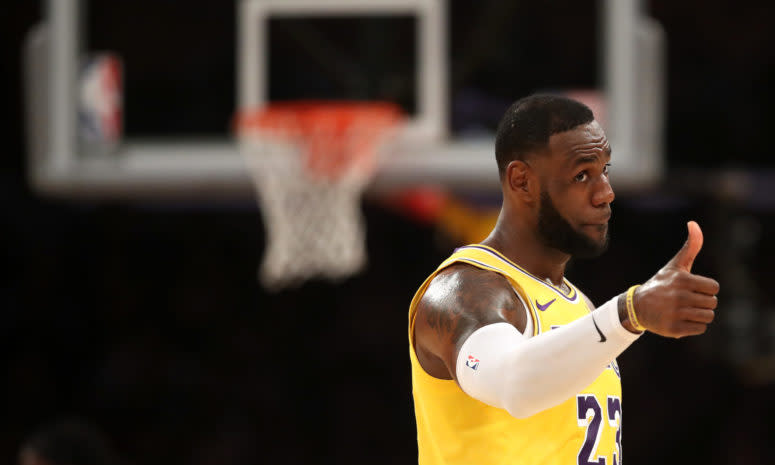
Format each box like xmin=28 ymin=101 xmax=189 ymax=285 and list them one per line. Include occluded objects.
xmin=668 ymin=221 xmax=704 ymax=272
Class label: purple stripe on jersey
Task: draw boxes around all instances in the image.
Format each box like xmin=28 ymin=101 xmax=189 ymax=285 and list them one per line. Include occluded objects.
xmin=454 ymin=245 xmax=579 ymax=303
xmin=453 ymin=257 xmax=503 ymax=274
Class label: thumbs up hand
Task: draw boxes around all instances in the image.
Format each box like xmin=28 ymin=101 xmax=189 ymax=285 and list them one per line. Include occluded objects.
xmin=627 ymin=221 xmax=720 ymax=338
xmin=668 ymin=220 xmax=704 ymax=272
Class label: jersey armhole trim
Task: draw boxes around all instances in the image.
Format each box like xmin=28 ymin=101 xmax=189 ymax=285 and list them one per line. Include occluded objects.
xmin=452 ymin=257 xmax=540 ymax=337
xmin=513 ymin=287 xmax=539 ymax=337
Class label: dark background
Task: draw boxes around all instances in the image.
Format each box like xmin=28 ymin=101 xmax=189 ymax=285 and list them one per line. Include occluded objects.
xmin=3 ymin=1 xmax=775 ymax=464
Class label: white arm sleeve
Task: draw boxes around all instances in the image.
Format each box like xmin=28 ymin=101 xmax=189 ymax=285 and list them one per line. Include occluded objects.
xmin=455 ymin=296 xmax=641 ymax=419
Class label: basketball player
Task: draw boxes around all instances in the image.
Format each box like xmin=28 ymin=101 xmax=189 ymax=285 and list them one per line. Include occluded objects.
xmin=408 ymin=95 xmax=719 ymax=465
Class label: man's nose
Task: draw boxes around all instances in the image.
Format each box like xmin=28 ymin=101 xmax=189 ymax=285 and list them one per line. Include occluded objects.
xmin=593 ymin=175 xmax=615 ymax=206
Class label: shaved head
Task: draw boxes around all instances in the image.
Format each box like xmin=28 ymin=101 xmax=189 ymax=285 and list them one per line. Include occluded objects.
xmin=495 ymin=94 xmax=595 ymax=179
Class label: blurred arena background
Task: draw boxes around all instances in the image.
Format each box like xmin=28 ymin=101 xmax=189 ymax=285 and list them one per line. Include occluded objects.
xmin=3 ymin=1 xmax=775 ymax=464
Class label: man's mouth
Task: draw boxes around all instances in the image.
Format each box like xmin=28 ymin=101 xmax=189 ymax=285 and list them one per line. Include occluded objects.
xmin=585 ymin=213 xmax=611 ymax=226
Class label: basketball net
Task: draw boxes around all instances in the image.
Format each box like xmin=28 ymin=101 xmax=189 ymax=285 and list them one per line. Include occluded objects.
xmin=235 ymin=102 xmax=404 ymax=290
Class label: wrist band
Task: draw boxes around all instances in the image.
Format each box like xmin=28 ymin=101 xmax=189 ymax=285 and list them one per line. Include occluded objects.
xmin=626 ymin=285 xmax=646 ymax=331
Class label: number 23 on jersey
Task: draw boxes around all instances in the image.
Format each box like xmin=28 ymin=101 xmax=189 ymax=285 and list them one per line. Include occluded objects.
xmin=577 ymin=394 xmax=623 ymax=465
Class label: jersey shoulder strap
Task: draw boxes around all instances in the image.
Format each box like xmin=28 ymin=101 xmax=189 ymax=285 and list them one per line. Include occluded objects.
xmin=429 ymin=245 xmax=540 ymax=336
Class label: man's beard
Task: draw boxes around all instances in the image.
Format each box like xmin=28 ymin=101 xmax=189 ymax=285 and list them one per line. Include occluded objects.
xmin=537 ymin=190 xmax=609 ymax=259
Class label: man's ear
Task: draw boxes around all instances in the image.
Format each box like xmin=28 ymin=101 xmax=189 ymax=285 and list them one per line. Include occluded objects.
xmin=505 ymin=160 xmax=536 ymax=201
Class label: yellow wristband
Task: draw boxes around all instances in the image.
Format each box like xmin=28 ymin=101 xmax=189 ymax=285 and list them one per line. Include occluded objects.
xmin=626 ymin=285 xmax=646 ymax=331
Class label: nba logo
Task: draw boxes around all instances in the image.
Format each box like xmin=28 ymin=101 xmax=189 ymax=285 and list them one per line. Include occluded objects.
xmin=79 ymin=53 xmax=122 ymax=154
xmin=466 ymin=355 xmax=479 ymax=370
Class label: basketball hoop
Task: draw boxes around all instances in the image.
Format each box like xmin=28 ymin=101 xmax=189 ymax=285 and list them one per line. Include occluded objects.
xmin=235 ymin=101 xmax=405 ymax=290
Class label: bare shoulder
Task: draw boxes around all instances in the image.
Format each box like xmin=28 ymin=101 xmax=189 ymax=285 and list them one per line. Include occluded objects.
xmin=413 ymin=263 xmax=527 ymax=380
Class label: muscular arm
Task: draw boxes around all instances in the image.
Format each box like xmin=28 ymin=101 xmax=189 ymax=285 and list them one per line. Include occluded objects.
xmin=413 ymin=264 xmax=641 ymax=419
xmin=413 ymin=263 xmax=526 ymax=381
xmin=413 ymin=222 xmax=719 ymax=419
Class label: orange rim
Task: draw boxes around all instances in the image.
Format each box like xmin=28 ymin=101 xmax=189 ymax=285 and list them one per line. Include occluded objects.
xmin=234 ymin=101 xmax=405 ymax=179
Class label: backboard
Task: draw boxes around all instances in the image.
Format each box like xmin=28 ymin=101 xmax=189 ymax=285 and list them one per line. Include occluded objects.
xmin=25 ymin=0 xmax=664 ymax=199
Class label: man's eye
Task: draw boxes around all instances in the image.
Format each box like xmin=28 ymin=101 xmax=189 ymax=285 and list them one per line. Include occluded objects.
xmin=604 ymin=163 xmax=611 ymax=175
xmin=574 ymin=171 xmax=588 ymax=182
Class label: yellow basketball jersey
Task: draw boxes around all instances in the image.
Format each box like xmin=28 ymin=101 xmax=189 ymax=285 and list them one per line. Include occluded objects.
xmin=409 ymin=244 xmax=624 ymax=465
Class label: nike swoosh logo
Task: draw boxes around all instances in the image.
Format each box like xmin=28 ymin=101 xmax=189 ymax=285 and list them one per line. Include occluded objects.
xmin=592 ymin=315 xmax=607 ymax=343
xmin=535 ymin=298 xmax=556 ymax=311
